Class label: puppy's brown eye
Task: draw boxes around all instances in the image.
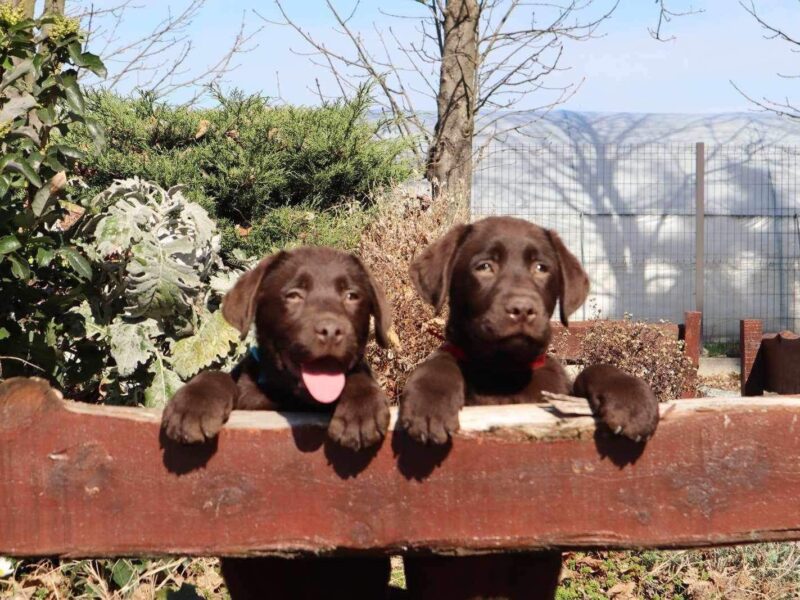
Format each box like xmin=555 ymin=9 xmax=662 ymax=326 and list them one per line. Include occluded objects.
xmin=535 ymin=263 xmax=549 ymax=273
xmin=345 ymin=291 xmax=360 ymax=302
xmin=475 ymin=262 xmax=494 ymax=273
xmin=285 ymin=290 xmax=304 ymax=301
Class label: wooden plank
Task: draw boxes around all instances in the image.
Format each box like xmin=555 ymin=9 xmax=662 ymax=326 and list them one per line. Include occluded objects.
xmin=3 ymin=377 xmax=800 ymax=558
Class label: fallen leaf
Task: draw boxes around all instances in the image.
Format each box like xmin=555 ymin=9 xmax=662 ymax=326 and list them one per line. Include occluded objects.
xmin=195 ymin=119 xmax=210 ymax=139
xmin=608 ymin=581 xmax=636 ymax=599
xmin=55 ymin=200 xmax=85 ymax=231
xmin=49 ymin=171 xmax=67 ymax=194
xmin=386 ymin=326 xmax=402 ymax=350
xmin=575 ymin=556 xmax=605 ymax=570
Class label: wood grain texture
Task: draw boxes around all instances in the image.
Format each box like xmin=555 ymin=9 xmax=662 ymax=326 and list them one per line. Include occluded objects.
xmin=2 ymin=377 xmax=800 ymax=558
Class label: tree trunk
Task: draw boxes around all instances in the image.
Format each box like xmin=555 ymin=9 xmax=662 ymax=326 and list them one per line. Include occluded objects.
xmin=426 ymin=0 xmax=478 ymax=200
xmin=42 ymin=0 xmax=66 ymax=16
xmin=41 ymin=0 xmax=66 ymax=38
xmin=11 ymin=0 xmax=36 ymax=19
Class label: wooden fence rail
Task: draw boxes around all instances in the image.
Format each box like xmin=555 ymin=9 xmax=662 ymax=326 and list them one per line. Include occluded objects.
xmin=2 ymin=377 xmax=800 ymax=558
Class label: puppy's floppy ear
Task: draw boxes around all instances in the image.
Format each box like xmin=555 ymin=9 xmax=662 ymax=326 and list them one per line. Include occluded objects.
xmin=351 ymin=256 xmax=393 ymax=348
xmin=546 ymin=229 xmax=590 ymax=327
xmin=410 ymin=223 xmax=471 ymax=313
xmin=222 ymin=253 xmax=284 ymax=339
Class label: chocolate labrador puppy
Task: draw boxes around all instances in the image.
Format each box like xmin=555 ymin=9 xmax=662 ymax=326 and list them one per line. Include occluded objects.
xmin=400 ymin=216 xmax=659 ymax=600
xmin=161 ymin=246 xmax=393 ymax=599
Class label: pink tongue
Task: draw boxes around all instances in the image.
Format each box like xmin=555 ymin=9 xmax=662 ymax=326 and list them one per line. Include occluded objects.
xmin=301 ymin=365 xmax=346 ymax=404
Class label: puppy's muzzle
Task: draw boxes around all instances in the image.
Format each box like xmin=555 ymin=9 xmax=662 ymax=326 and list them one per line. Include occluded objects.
xmin=504 ymin=295 xmax=538 ymax=324
xmin=310 ymin=312 xmax=352 ymax=352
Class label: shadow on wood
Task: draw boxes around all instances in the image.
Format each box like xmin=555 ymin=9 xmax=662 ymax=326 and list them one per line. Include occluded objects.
xmin=2 ymin=377 xmax=800 ymax=558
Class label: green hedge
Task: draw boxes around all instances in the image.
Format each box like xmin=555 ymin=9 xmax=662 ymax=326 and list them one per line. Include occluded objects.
xmin=69 ymin=87 xmax=414 ymax=256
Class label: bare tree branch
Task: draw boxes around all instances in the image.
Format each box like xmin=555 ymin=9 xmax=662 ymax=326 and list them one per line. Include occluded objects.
xmin=740 ymin=0 xmax=800 ymax=46
xmin=69 ymin=0 xmax=262 ymax=105
xmin=259 ymin=0 xmax=617 ymax=171
xmin=735 ymin=1 xmax=800 ymax=119
xmin=731 ymin=80 xmax=800 ymax=121
xmin=649 ymin=0 xmax=704 ymax=42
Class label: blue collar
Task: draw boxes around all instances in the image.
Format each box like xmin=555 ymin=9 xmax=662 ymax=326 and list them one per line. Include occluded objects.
xmin=249 ymin=346 xmax=268 ymax=387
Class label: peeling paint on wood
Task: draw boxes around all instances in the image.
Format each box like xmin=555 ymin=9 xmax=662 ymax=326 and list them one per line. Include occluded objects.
xmin=2 ymin=377 xmax=800 ymax=558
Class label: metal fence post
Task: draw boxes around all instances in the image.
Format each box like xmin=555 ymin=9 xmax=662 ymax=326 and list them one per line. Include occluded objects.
xmin=695 ymin=142 xmax=705 ymax=316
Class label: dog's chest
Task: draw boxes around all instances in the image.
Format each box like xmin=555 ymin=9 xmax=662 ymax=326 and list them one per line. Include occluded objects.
xmin=463 ymin=362 xmax=571 ymax=406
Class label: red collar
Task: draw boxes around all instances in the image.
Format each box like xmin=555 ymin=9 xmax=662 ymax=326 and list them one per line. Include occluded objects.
xmin=439 ymin=341 xmax=548 ymax=370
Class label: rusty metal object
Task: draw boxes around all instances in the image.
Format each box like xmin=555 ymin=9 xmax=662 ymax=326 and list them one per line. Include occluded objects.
xmin=2 ymin=377 xmax=800 ymax=558
xmin=761 ymin=331 xmax=800 ymax=394
xmin=740 ymin=323 xmax=800 ymax=396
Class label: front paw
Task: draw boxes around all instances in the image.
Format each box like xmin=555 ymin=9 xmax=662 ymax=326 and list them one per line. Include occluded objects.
xmin=575 ymin=365 xmax=659 ymax=442
xmin=328 ymin=390 xmax=390 ymax=451
xmin=162 ymin=384 xmax=234 ymax=444
xmin=399 ymin=384 xmax=462 ymax=445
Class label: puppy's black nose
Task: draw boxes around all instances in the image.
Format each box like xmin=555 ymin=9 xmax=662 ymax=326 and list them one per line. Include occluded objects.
xmin=505 ymin=296 xmax=537 ymax=323
xmin=314 ymin=319 xmax=345 ymax=344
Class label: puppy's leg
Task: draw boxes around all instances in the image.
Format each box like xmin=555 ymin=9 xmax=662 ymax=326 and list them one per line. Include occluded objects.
xmin=221 ymin=556 xmax=391 ymax=600
xmin=405 ymin=552 xmax=561 ymax=600
xmin=161 ymin=371 xmax=238 ymax=444
xmin=328 ymin=363 xmax=390 ymax=451
xmin=399 ymin=351 xmax=464 ymax=444
xmin=573 ymin=364 xmax=659 ymax=441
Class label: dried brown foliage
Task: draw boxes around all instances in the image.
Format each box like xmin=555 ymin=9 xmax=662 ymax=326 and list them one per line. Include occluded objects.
xmin=360 ymin=188 xmax=467 ymax=401
xmin=578 ymin=315 xmax=697 ymax=402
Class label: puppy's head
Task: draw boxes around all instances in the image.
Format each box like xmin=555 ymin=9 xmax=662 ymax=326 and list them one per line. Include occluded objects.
xmin=411 ymin=216 xmax=589 ymax=364
xmin=223 ymin=247 xmax=391 ymax=405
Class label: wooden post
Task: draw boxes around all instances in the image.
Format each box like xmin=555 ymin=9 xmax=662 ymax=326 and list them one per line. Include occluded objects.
xmin=695 ymin=142 xmax=705 ymax=316
xmin=3 ymin=378 xmax=800 ymax=558
xmin=681 ymin=311 xmax=702 ymax=398
xmin=682 ymin=311 xmax=702 ymax=368
xmin=740 ymin=319 xmax=764 ymax=396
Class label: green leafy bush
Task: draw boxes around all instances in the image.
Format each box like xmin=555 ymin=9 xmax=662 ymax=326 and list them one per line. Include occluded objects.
xmin=0 ymin=7 xmax=105 ymax=382
xmin=69 ymin=87 xmax=414 ymax=257
xmin=71 ymin=178 xmax=247 ymax=405
xmin=219 ymin=202 xmax=373 ymax=257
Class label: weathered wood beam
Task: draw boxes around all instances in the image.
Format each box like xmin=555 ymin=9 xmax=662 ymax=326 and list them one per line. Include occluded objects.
xmin=2 ymin=377 xmax=800 ymax=558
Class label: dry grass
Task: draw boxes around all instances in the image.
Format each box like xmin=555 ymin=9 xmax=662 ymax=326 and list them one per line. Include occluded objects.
xmin=699 ymin=372 xmax=740 ymax=394
xmin=5 ymin=545 xmax=800 ymax=599
xmin=559 ymin=545 xmax=800 ymax=599
xmin=0 ymin=557 xmax=225 ymax=599
xmin=360 ymin=187 xmax=467 ymax=400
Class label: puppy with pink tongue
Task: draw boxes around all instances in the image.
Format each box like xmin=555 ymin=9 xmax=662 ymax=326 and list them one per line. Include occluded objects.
xmin=161 ymin=248 xmax=395 ymax=600
xmin=162 ymin=246 xmax=393 ymax=451
xmin=301 ymin=361 xmax=347 ymax=404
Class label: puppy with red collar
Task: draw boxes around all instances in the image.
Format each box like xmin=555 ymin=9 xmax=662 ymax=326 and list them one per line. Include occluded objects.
xmin=400 ymin=216 xmax=659 ymax=600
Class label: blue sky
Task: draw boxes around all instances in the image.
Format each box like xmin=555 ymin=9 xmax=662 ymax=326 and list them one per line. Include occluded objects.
xmin=98 ymin=0 xmax=800 ymax=114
